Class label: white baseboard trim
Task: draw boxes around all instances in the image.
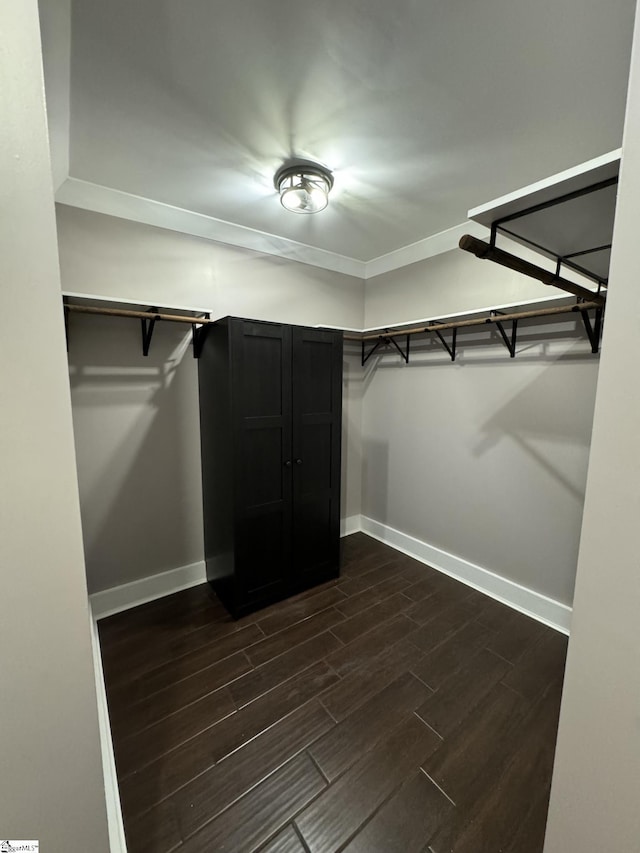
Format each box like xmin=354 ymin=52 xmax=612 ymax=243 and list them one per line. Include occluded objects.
xmin=90 ymin=560 xmax=207 ymax=621
xmin=89 ymin=606 xmax=127 ymax=852
xmin=341 ymin=515 xmax=362 ymax=537
xmin=87 ymin=517 xmax=569 ymax=634
xmin=90 ymin=517 xmax=362 ymax=620
xmin=359 ymin=515 xmax=572 ymax=635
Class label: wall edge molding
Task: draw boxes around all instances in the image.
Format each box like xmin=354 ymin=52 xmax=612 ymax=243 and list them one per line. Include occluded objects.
xmin=89 ymin=608 xmax=128 ymax=852
xmin=87 ymin=518 xmax=570 ymax=632
xmin=89 ymin=561 xmax=207 ymax=621
xmin=359 ymin=515 xmax=572 ymax=634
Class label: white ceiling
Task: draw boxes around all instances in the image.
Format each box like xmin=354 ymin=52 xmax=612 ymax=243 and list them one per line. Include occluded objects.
xmin=46 ymin=0 xmax=636 ymax=268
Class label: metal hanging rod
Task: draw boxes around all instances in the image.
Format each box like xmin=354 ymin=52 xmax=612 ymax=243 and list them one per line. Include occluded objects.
xmin=65 ymin=303 xmax=216 ymax=325
xmin=458 ymin=235 xmax=606 ymax=305
xmin=344 ymin=300 xmax=602 ymax=343
xmin=63 ymin=302 xmax=213 ymax=358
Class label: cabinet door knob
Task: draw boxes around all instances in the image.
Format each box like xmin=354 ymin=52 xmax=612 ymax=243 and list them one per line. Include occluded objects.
xmin=284 ymin=460 xmax=292 ymax=467
xmin=295 ymin=458 xmax=303 ymax=465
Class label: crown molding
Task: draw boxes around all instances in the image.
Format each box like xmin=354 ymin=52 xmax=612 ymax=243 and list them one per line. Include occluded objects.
xmin=55 ymin=177 xmax=366 ymax=279
xmin=55 ymin=152 xmax=621 ymax=281
xmin=55 ymin=177 xmax=484 ymax=280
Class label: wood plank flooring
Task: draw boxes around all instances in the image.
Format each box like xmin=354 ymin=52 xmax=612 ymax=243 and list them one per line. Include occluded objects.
xmin=99 ymin=533 xmax=568 ymax=853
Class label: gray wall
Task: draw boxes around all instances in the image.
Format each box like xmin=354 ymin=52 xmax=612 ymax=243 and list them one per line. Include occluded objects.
xmin=59 ymin=207 xmax=365 ymax=593
xmin=68 ymin=316 xmax=204 ymax=593
xmin=544 ymin=1 xmax=640 ymax=846
xmin=0 ymin=2 xmax=109 ymax=847
xmin=361 ymin=251 xmax=600 ymax=606
xmin=57 ymin=205 xmax=365 ymax=325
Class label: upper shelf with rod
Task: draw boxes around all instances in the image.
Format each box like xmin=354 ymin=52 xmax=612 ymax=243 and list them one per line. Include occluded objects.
xmin=459 ymin=149 xmax=620 ymax=297
xmin=66 ymin=149 xmax=618 ymax=371
xmin=62 ymin=293 xmax=215 ymax=357
xmin=345 ymin=297 xmax=604 ymax=365
xmin=343 ymin=153 xmax=618 ymax=366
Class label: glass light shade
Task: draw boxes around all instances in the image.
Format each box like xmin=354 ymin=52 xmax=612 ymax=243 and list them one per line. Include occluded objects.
xmin=275 ymin=163 xmax=333 ymax=214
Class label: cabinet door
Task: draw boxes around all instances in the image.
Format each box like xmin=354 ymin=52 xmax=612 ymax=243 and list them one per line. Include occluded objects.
xmin=291 ymin=327 xmax=342 ymax=582
xmin=231 ymin=320 xmax=293 ymax=604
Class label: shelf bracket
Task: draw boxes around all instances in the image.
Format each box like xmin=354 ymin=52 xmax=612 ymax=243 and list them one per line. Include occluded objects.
xmin=362 ymin=333 xmax=410 ymax=366
xmin=491 ymin=312 xmax=518 ymax=358
xmin=140 ymin=307 xmax=159 ymax=357
xmin=191 ymin=313 xmax=211 ymax=358
xmin=387 ymin=334 xmax=410 ymax=364
xmin=579 ymin=304 xmax=604 ymax=354
xmin=362 ymin=336 xmax=383 ymax=365
xmin=431 ymin=325 xmax=457 ymax=361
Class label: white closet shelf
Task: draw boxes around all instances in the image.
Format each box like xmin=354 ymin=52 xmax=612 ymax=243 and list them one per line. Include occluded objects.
xmin=465 ymin=149 xmax=621 ymax=287
xmin=62 ymin=293 xmax=214 ymax=358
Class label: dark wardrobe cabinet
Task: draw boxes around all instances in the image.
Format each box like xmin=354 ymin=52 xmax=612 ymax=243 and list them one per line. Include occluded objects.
xmin=198 ymin=317 xmax=343 ymax=617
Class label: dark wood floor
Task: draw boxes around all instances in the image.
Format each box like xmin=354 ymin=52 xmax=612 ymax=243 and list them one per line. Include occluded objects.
xmin=99 ymin=533 xmax=568 ymax=853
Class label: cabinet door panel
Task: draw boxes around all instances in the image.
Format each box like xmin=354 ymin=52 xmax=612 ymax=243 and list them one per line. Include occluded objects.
xmin=239 ymin=333 xmax=285 ymax=417
xmin=237 ymin=508 xmax=286 ymax=598
xmin=241 ymin=422 xmax=286 ymax=506
xmin=232 ymin=321 xmax=292 ymax=601
xmin=298 ymin=421 xmax=332 ymax=492
xmin=291 ymin=328 xmax=342 ymax=580
xmin=293 ymin=495 xmax=334 ymax=572
xmin=297 ymin=339 xmax=334 ymax=413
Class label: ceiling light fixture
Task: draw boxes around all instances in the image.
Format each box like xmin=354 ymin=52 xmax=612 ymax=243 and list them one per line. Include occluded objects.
xmin=274 ymin=162 xmax=334 ymax=214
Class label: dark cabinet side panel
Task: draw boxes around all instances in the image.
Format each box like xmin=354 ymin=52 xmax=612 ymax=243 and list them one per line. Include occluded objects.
xmin=291 ymin=328 xmax=342 ymax=586
xmin=198 ymin=320 xmax=235 ymax=608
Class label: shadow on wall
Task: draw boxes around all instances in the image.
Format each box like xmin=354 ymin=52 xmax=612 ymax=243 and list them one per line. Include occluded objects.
xmin=361 ymin=439 xmax=389 ymax=527
xmin=357 ymin=314 xmax=600 ymax=604
xmin=364 ymin=317 xmax=599 ymax=499
xmin=341 ymin=352 xmax=364 ymax=520
xmin=370 ymin=318 xmax=599 ymax=502
xmin=67 ymin=314 xmax=204 ymax=594
xmin=473 ymin=348 xmax=597 ymax=502
xmin=461 ymin=317 xmax=599 ymax=503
